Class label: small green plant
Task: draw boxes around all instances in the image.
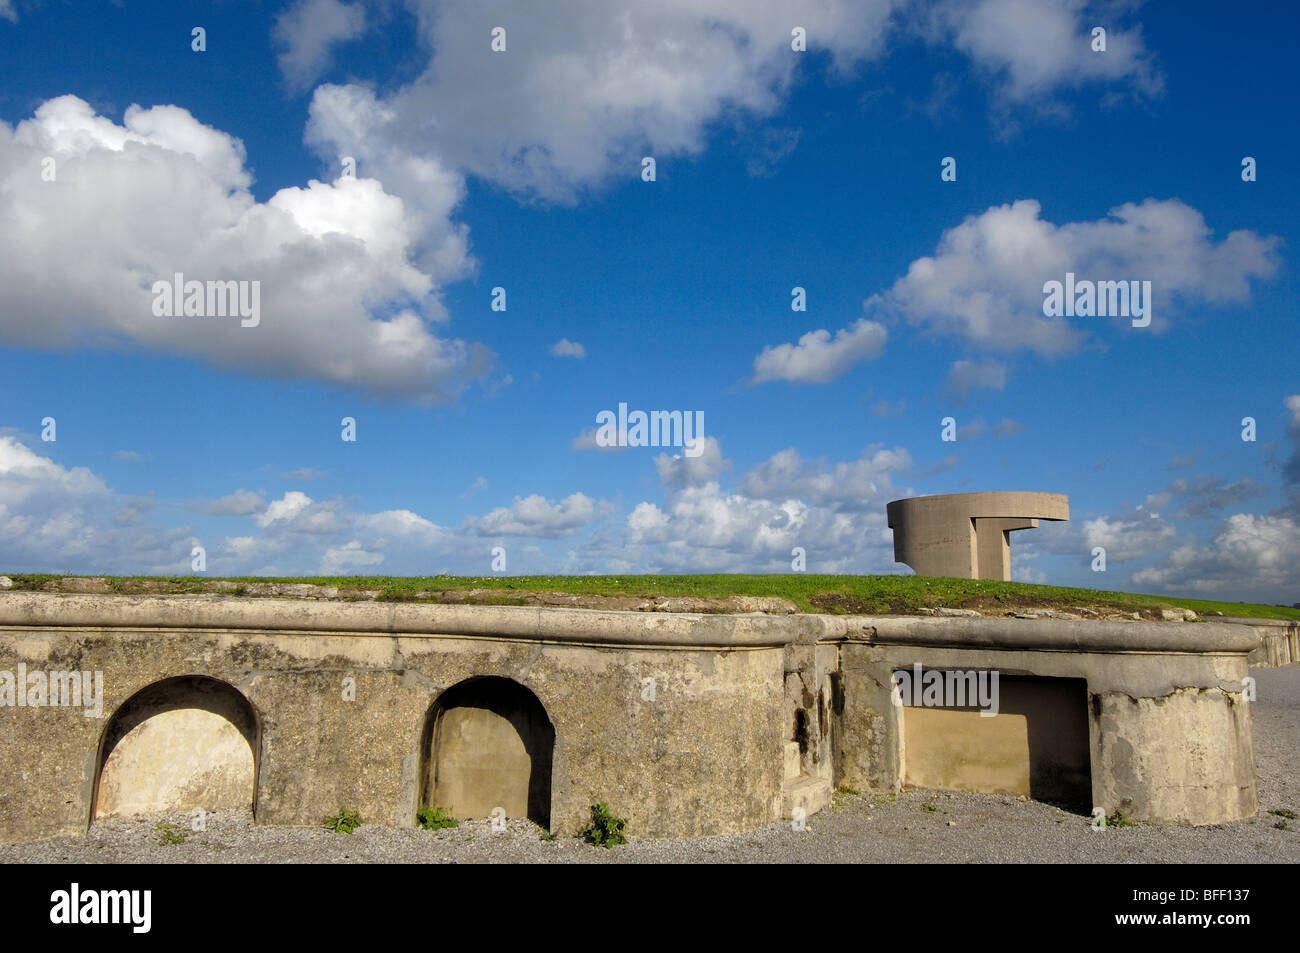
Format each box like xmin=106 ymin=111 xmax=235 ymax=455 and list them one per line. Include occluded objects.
xmin=155 ymin=822 xmax=187 ymax=846
xmin=539 ymin=829 xmax=558 ymax=842
xmin=579 ymin=802 xmax=628 ymax=848
xmin=1269 ymin=808 xmax=1297 ymax=820
xmin=324 ymin=807 xmax=363 ymax=834
xmin=831 ymin=784 xmax=860 ymax=807
xmin=416 ymin=806 xmax=459 ymax=830
xmin=1107 ymin=810 xmax=1136 ymax=828
xmin=1275 ymin=820 xmax=1291 ymax=831
xmin=921 ymin=802 xmax=938 ymax=813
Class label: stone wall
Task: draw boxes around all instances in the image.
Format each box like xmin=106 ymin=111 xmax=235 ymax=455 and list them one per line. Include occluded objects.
xmin=834 ymin=615 xmax=1261 ymax=825
xmin=0 ymin=595 xmax=788 ymax=842
xmin=0 ymin=593 xmax=1273 ymax=843
xmin=1227 ymin=617 xmax=1299 ymax=668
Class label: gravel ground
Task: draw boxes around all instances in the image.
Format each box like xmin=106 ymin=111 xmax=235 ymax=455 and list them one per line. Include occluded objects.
xmin=5 ymin=666 xmax=1297 ymax=865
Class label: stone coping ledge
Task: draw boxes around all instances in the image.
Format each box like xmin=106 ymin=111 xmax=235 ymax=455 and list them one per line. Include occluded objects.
xmin=1218 ymin=616 xmax=1299 ymax=627
xmin=0 ymin=592 xmax=1262 ymax=655
xmin=840 ymin=614 xmax=1261 ymax=655
xmin=0 ymin=592 xmax=805 ymax=648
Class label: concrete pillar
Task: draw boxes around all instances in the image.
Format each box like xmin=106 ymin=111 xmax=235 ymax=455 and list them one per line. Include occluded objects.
xmin=974 ymin=517 xmax=1038 ymax=581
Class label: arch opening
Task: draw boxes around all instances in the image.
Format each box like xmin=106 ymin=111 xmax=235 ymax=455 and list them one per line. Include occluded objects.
xmin=92 ymin=675 xmax=259 ymax=821
xmin=420 ymin=676 xmax=554 ymax=828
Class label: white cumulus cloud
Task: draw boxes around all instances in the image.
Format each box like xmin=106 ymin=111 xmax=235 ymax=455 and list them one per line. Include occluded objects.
xmin=0 ymin=96 xmax=488 ymax=403
xmin=872 ymin=198 xmax=1280 ymax=355
xmin=466 ymin=492 xmax=605 ymax=538
xmin=751 ymin=319 xmax=887 ymax=384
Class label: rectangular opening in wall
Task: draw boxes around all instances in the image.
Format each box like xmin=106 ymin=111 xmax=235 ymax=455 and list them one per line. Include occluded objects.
xmin=901 ymin=674 xmax=1090 ymax=808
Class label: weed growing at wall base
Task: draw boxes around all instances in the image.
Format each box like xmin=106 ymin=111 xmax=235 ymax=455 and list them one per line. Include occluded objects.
xmin=155 ymin=822 xmax=187 ymax=846
xmin=417 ymin=806 xmax=458 ymax=830
xmin=579 ymin=802 xmax=628 ymax=847
xmin=323 ymin=807 xmax=363 ymax=833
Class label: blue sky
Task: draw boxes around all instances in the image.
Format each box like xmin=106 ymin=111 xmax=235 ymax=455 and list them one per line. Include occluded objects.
xmin=1 ymin=0 xmax=1297 ymax=602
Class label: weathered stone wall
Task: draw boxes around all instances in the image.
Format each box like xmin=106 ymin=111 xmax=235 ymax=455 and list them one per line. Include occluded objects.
xmin=835 ymin=616 xmax=1261 ymax=825
xmin=0 ymin=595 xmax=787 ymax=842
xmin=1228 ymin=617 xmax=1299 ymax=668
xmin=0 ymin=593 xmax=1272 ymax=842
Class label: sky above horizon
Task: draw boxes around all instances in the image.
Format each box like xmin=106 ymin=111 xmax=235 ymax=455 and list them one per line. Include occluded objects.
xmin=1 ymin=0 xmax=1297 ymax=604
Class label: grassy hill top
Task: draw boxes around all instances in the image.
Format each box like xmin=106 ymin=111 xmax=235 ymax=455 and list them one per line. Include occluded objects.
xmin=4 ymin=573 xmax=1298 ymax=620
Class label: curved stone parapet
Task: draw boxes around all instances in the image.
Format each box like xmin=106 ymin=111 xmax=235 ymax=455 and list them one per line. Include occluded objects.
xmin=887 ymin=491 xmax=1070 ymax=580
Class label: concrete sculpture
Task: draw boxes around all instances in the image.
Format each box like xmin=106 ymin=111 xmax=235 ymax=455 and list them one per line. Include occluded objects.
xmin=887 ymin=492 xmax=1070 ymax=580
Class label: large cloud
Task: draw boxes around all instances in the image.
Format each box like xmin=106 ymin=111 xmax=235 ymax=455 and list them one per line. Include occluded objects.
xmin=0 ymin=435 xmax=192 ymax=573
xmin=0 ymin=435 xmax=107 ymax=508
xmin=305 ymin=0 xmax=1165 ymax=204
xmin=307 ymin=0 xmax=903 ymax=202
xmin=619 ymin=481 xmax=900 ymax=573
xmin=740 ymin=446 xmax=912 ymax=510
xmin=611 ymin=439 xmax=909 ymax=572
xmin=1081 ymin=513 xmax=1176 ymax=563
xmin=463 ymin=492 xmax=607 ymax=538
xmin=0 ymin=431 xmax=908 ymax=575
xmin=1131 ymin=514 xmax=1300 ymax=597
xmin=654 ymin=436 xmax=728 ymax=491
xmin=1142 ymin=475 xmax=1266 ymax=519
xmin=0 ymin=96 xmax=487 ymax=403
xmin=871 ymin=198 xmax=1281 ymax=354
xmin=1128 ymin=396 xmax=1300 ymax=598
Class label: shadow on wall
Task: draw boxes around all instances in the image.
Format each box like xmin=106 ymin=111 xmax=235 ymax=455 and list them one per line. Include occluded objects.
xmin=901 ymin=675 xmax=1091 ymax=810
xmin=92 ymin=675 xmax=260 ymax=822
xmin=420 ymin=676 xmax=555 ymax=828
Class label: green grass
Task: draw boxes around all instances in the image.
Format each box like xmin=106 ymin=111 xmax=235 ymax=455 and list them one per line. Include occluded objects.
xmin=416 ymin=806 xmax=459 ymax=830
xmin=4 ymin=573 xmax=1298 ymax=620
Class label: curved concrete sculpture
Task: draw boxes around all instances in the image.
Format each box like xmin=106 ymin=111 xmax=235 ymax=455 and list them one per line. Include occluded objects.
xmin=887 ymin=491 xmax=1069 ymax=580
